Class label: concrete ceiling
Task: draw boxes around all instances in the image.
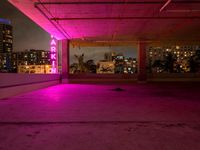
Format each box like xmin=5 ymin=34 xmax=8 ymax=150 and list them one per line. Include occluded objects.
xmin=8 ymin=0 xmax=200 ymax=43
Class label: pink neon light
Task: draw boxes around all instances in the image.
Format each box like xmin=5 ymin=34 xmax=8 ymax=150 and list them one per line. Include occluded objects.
xmin=51 ymin=54 xmax=56 ymax=59
xmin=51 ymin=47 xmax=56 ymax=52
xmin=51 ymin=39 xmax=56 ymax=45
xmin=50 ymin=35 xmax=57 ymax=73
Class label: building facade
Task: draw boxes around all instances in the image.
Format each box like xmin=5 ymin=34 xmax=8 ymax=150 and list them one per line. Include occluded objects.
xmin=16 ymin=49 xmax=51 ymax=74
xmin=0 ymin=18 xmax=12 ymax=53
xmin=0 ymin=18 xmax=13 ymax=72
xmin=0 ymin=47 xmax=51 ymax=73
xmin=147 ymin=45 xmax=200 ymax=73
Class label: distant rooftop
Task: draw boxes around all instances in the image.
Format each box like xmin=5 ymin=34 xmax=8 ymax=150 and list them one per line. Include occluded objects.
xmin=0 ymin=18 xmax=11 ymax=25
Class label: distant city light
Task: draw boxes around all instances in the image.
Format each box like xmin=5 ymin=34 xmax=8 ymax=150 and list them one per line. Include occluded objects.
xmin=176 ymin=46 xmax=180 ymax=49
xmin=50 ymin=35 xmax=57 ymax=73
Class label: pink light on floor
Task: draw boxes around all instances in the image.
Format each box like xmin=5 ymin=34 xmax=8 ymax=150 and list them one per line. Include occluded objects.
xmin=50 ymin=35 xmax=57 ymax=73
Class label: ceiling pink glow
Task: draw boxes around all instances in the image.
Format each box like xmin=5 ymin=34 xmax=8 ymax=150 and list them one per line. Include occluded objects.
xmin=8 ymin=0 xmax=200 ymax=42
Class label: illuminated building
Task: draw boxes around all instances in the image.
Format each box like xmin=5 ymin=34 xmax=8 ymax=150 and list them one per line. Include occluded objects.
xmin=0 ymin=18 xmax=13 ymax=53
xmin=123 ymin=58 xmax=137 ymax=74
xmin=0 ymin=18 xmax=13 ymax=72
xmin=18 ymin=65 xmax=52 ymax=74
xmin=0 ymin=21 xmax=51 ymax=73
xmin=16 ymin=49 xmax=51 ymax=66
xmin=96 ymin=52 xmax=137 ymax=74
xmin=15 ymin=49 xmax=51 ymax=73
xmin=0 ymin=49 xmax=52 ymax=73
xmin=148 ymin=45 xmax=200 ymax=73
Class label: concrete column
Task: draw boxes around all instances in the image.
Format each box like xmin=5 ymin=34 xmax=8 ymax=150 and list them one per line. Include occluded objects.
xmin=61 ymin=39 xmax=69 ymax=82
xmin=138 ymin=42 xmax=147 ymax=82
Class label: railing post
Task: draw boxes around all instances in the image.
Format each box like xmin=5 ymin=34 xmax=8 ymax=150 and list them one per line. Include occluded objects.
xmin=138 ymin=42 xmax=147 ymax=82
xmin=61 ymin=39 xmax=69 ymax=83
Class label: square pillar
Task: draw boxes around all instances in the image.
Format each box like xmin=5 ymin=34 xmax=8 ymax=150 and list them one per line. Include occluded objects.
xmin=61 ymin=39 xmax=69 ymax=82
xmin=138 ymin=42 xmax=147 ymax=81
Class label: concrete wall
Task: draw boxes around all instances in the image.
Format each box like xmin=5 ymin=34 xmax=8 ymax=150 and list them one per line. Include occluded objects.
xmin=68 ymin=74 xmax=137 ymax=83
xmin=69 ymin=74 xmax=137 ymax=79
xmin=68 ymin=73 xmax=200 ymax=83
xmin=0 ymin=73 xmax=60 ymax=99
xmin=148 ymin=73 xmax=200 ymax=82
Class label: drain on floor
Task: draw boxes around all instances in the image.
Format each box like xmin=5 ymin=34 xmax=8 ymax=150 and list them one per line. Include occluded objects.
xmin=111 ymin=87 xmax=125 ymax=92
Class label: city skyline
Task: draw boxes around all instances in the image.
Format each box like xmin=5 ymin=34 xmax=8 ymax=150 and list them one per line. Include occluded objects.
xmin=70 ymin=46 xmax=137 ymax=65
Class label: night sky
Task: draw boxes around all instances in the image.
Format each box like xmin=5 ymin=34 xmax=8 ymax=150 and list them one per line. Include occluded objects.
xmin=0 ymin=0 xmax=50 ymax=52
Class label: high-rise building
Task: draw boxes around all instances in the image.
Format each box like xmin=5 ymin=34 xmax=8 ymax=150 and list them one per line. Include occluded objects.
xmin=0 ymin=18 xmax=13 ymax=53
xmin=0 ymin=18 xmax=13 ymax=72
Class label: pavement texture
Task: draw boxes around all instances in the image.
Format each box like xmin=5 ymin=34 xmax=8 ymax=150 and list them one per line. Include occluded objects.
xmin=0 ymin=82 xmax=200 ymax=150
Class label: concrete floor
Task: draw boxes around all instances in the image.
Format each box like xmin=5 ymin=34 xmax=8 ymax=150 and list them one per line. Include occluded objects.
xmin=0 ymin=82 xmax=200 ymax=150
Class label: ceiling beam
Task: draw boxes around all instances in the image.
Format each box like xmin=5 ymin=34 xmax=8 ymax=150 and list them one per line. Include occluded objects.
xmin=34 ymin=2 xmax=71 ymax=39
xmin=51 ymin=16 xmax=200 ymax=20
xmin=35 ymin=1 xmax=200 ymax=5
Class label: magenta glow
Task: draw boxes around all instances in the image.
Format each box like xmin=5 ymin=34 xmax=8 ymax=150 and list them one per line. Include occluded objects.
xmin=50 ymin=35 xmax=57 ymax=73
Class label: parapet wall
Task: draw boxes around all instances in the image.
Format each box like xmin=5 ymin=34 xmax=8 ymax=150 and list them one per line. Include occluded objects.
xmin=0 ymin=73 xmax=60 ymax=99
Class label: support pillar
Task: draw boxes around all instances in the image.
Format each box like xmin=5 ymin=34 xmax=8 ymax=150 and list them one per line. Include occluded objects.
xmin=61 ymin=39 xmax=69 ymax=83
xmin=138 ymin=42 xmax=147 ymax=82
